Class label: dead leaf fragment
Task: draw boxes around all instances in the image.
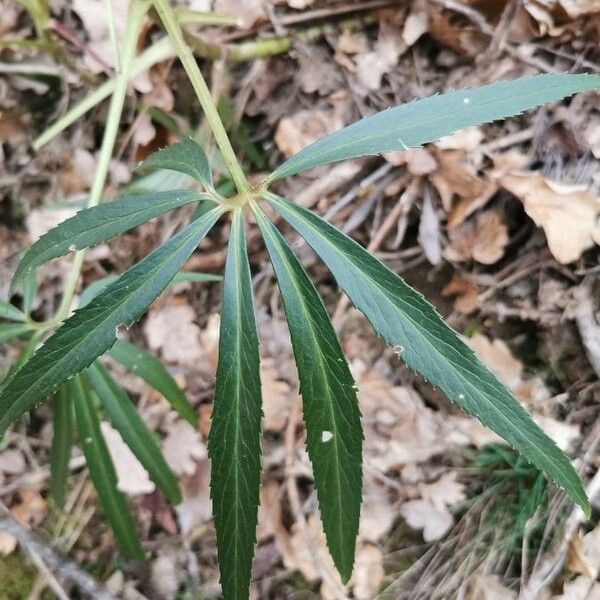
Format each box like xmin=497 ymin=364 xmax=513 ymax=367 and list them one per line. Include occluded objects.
xmin=567 ymin=524 xmax=600 ymax=579
xmin=101 ymin=421 xmax=154 ymax=496
xmin=400 ymin=499 xmax=453 ymax=542
xmin=274 ymin=109 xmax=342 ymax=158
xmin=353 ymin=544 xmax=385 ymax=600
xmin=162 ymin=420 xmax=206 ymax=476
xmin=501 ymin=173 xmax=600 ymax=263
xmin=468 ymin=333 xmax=522 ymax=390
xmin=144 ymin=302 xmax=203 ymax=366
xmin=445 ymin=211 xmax=509 ymax=265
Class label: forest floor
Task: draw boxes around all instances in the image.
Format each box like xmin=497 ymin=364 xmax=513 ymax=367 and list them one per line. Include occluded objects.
xmin=1 ymin=0 xmax=600 ymax=598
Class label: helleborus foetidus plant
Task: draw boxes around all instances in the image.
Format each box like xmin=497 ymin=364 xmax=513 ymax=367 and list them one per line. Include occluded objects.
xmin=2 ymin=5 xmax=599 ymax=595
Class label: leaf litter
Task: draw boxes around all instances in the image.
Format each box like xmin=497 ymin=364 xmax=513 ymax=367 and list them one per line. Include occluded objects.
xmin=1 ymin=0 xmax=600 ymax=598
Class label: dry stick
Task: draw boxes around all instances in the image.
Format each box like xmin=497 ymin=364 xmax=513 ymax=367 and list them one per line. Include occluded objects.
xmin=520 ymin=469 xmax=600 ymax=599
xmin=0 ymin=512 xmax=114 ymax=600
xmin=521 ymin=422 xmax=600 ymax=598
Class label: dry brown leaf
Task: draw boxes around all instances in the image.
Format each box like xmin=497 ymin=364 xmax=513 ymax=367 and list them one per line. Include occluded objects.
xmin=72 ymin=0 xmax=132 ymax=74
xmin=567 ymin=524 xmax=600 ymax=579
xmin=500 ymin=173 xmax=600 ymax=264
xmin=144 ymin=301 xmax=203 ymax=367
xmin=558 ymin=0 xmax=600 ymax=18
xmin=417 ymin=472 xmax=465 ymax=512
xmin=352 ymin=544 xmax=385 ymax=600
xmin=431 ymin=149 xmax=496 ymax=221
xmin=445 ymin=211 xmax=509 ymax=265
xmin=1 ymin=489 xmax=48 ymax=555
xmin=59 ymin=148 xmax=97 ymax=194
xmin=403 ymin=10 xmax=428 ymax=46
xmin=355 ymin=21 xmax=403 ymax=91
xmin=257 ymin=481 xmax=282 ymax=543
xmin=442 ymin=273 xmax=479 ymax=314
xmin=101 ymin=421 xmax=154 ymax=496
xmin=337 ymin=29 xmax=369 ymax=54
xmin=277 ymin=515 xmax=337 ymax=584
xmin=359 ymin=478 xmax=396 ymax=543
xmin=0 ymin=448 xmax=25 ymax=475
xmin=400 ymin=499 xmax=453 ymax=542
xmin=162 ymin=420 xmax=206 ymax=476
xmin=274 ymin=109 xmax=342 ymax=158
xmin=261 ymin=359 xmax=292 ymax=432
xmin=553 ymin=576 xmax=600 ymax=600
xmin=468 ymin=333 xmax=523 ymax=390
xmin=176 ymin=458 xmax=211 ymax=534
xmin=26 ymin=206 xmax=78 ymax=243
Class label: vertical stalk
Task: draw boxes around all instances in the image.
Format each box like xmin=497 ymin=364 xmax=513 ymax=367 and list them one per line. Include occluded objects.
xmin=54 ymin=0 xmax=150 ymax=322
xmin=153 ymin=0 xmax=250 ymax=194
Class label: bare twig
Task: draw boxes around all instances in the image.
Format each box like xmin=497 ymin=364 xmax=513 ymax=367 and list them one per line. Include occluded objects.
xmin=0 ymin=512 xmax=114 ymax=600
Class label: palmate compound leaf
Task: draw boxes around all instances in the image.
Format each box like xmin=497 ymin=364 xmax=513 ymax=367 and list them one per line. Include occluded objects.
xmin=267 ymin=73 xmax=600 ymax=181
xmin=267 ymin=194 xmax=590 ymax=515
xmin=11 ymin=190 xmax=206 ymax=291
xmin=108 ymin=340 xmax=197 ymax=426
xmin=254 ymin=205 xmax=363 ymax=581
xmin=71 ymin=373 xmax=144 ymax=558
xmin=208 ymin=210 xmax=263 ymax=600
xmin=88 ymin=361 xmax=182 ymax=505
xmin=137 ymin=137 xmax=213 ymax=189
xmin=0 ymin=207 xmax=223 ymax=435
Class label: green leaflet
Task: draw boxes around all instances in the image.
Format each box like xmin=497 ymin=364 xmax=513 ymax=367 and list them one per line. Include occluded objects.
xmin=254 ymin=207 xmax=362 ymax=581
xmin=50 ymin=383 xmax=74 ymax=508
xmin=11 ymin=190 xmax=205 ymax=290
xmin=268 ymin=74 xmax=600 ymax=181
xmin=267 ymin=194 xmax=589 ymax=515
xmin=0 ymin=207 xmax=223 ymax=435
xmin=108 ymin=340 xmax=197 ymax=425
xmin=72 ymin=373 xmax=144 ymax=558
xmin=0 ymin=323 xmax=32 ymax=344
xmin=79 ymin=270 xmax=221 ymax=308
xmin=137 ymin=137 xmax=213 ymax=189
xmin=0 ymin=301 xmax=26 ymax=322
xmin=88 ymin=362 xmax=181 ymax=505
xmin=208 ymin=210 xmax=262 ymax=600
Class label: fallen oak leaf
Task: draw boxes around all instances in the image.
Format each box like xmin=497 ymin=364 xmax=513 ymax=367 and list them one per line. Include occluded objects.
xmin=500 ymin=172 xmax=600 ymax=264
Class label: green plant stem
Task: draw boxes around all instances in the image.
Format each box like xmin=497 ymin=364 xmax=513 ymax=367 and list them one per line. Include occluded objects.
xmin=153 ymin=0 xmax=250 ymax=194
xmin=33 ymin=37 xmax=174 ymax=150
xmin=175 ymin=8 xmax=238 ymax=26
xmin=53 ymin=0 xmax=150 ymax=322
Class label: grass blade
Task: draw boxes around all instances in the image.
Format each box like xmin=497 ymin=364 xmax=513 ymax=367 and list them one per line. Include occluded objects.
xmin=254 ymin=206 xmax=362 ymax=581
xmin=108 ymin=340 xmax=196 ymax=426
xmin=88 ymin=361 xmax=181 ymax=505
xmin=11 ymin=191 xmax=205 ymax=290
xmin=268 ymin=193 xmax=589 ymax=515
xmin=138 ymin=137 xmax=213 ymax=188
xmin=0 ymin=207 xmax=223 ymax=435
xmin=50 ymin=383 xmax=74 ymax=508
xmin=208 ymin=210 xmax=263 ymax=600
xmin=269 ymin=74 xmax=600 ymax=181
xmin=72 ymin=373 xmax=144 ymax=558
